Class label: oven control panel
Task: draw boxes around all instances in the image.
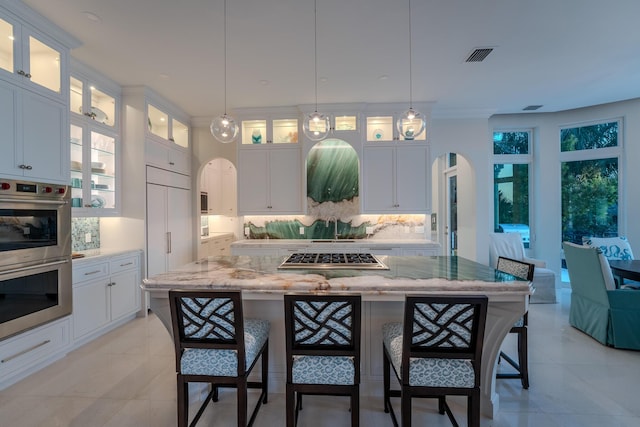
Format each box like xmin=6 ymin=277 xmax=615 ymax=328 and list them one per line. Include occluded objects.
xmin=0 ymin=179 xmax=67 ymax=199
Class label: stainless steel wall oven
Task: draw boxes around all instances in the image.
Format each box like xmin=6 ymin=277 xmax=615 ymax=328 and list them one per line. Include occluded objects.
xmin=0 ymin=179 xmax=71 ymax=340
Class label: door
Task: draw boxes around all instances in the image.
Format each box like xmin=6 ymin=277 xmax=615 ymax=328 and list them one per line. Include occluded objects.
xmin=396 ymin=145 xmax=429 ymax=212
xmin=146 ymin=183 xmax=167 ymax=277
xmin=445 ymin=170 xmax=458 ymax=256
xmin=167 ymin=186 xmax=191 ymax=270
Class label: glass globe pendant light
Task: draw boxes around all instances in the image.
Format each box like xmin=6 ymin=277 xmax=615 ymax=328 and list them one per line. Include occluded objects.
xmin=396 ymin=0 xmax=426 ymax=140
xmin=302 ymin=0 xmax=329 ymax=142
xmin=211 ymin=0 xmax=239 ymax=143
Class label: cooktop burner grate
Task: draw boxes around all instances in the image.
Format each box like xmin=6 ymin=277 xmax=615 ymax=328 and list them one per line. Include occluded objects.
xmin=278 ymin=253 xmax=389 ymax=270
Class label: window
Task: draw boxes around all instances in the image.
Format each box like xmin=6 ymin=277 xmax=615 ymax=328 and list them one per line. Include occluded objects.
xmin=560 ymin=120 xmax=621 ymax=244
xmin=492 ymin=130 xmax=532 ymax=247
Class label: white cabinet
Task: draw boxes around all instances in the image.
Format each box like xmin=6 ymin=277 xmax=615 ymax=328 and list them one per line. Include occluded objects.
xmin=238 ymin=147 xmax=302 ymax=214
xmin=203 ymin=159 xmax=237 ymax=216
xmin=240 ymin=116 xmax=299 ymax=145
xmin=146 ymin=102 xmax=190 ymax=176
xmin=70 ymin=120 xmax=118 ymax=214
xmin=362 ymin=144 xmax=430 ymax=213
xmin=71 ymin=251 xmax=141 ymax=345
xmin=0 ymin=14 xmax=68 ymax=100
xmin=0 ymin=316 xmax=70 ymax=390
xmin=0 ymin=78 xmax=68 ymax=183
xmin=146 ymin=169 xmax=193 ymax=277
xmin=0 ymin=7 xmax=75 ymax=185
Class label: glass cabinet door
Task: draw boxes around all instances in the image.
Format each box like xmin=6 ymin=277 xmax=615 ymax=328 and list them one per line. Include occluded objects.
xmin=0 ymin=18 xmax=14 ymax=75
xmin=70 ymin=123 xmax=117 ymax=211
xmin=241 ymin=118 xmax=298 ymax=144
xmin=171 ymin=118 xmax=189 ymax=148
xmin=28 ymin=35 xmax=60 ymax=93
xmin=90 ymin=131 xmax=115 ymax=209
xmin=148 ymin=104 xmax=168 ymax=139
xmin=366 ymin=115 xmax=426 ymax=142
xmin=90 ymin=87 xmax=115 ymax=127
xmin=70 ymin=124 xmax=84 ymax=208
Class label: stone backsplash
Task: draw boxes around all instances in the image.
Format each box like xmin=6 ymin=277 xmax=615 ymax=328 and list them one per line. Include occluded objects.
xmin=71 ymin=217 xmax=100 ymax=251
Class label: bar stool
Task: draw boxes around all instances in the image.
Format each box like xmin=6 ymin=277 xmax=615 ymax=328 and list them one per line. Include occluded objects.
xmin=169 ymin=290 xmax=269 ymax=427
xmin=495 ymin=256 xmax=535 ymax=389
xmin=284 ymin=294 xmax=362 ymax=427
xmin=382 ymin=295 xmax=488 ymax=427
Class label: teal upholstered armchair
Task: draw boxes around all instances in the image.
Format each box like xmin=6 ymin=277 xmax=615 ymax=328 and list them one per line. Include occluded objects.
xmin=563 ymin=242 xmax=640 ymax=350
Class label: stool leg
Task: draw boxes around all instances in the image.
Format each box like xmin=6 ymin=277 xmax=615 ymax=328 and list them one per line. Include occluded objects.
xmin=519 ymin=327 xmax=529 ymax=389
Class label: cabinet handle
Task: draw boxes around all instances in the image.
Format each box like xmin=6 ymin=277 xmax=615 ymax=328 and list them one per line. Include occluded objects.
xmin=18 ymin=164 xmax=32 ymax=170
xmin=17 ymin=70 xmax=26 ymax=76
xmin=169 ymin=161 xmax=175 ymax=166
xmin=119 ymin=262 xmax=133 ymax=267
xmin=167 ymin=232 xmax=172 ymax=254
xmin=1 ymin=340 xmax=50 ymax=363
xmin=107 ymin=282 xmax=116 ymax=287
xmin=84 ymin=270 xmax=102 ymax=276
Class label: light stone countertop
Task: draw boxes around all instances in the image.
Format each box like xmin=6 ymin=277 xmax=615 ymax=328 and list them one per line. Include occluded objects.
xmin=230 ymin=238 xmax=440 ymax=249
xmin=142 ymin=255 xmax=530 ymax=298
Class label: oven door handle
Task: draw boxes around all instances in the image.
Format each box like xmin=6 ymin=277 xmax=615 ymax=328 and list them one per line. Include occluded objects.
xmin=0 ymin=198 xmax=68 ymax=206
xmin=0 ymin=259 xmax=69 ymax=277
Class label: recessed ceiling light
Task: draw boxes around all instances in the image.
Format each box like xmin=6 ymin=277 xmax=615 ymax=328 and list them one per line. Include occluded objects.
xmin=259 ymin=79 xmax=269 ymax=86
xmin=83 ymin=11 xmax=102 ymax=23
xmin=159 ymin=73 xmax=170 ymax=79
xmin=319 ymin=77 xmax=328 ymax=83
xmin=378 ymin=75 xmax=389 ymax=80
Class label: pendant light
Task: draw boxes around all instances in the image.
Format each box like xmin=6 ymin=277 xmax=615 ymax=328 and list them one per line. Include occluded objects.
xmin=302 ymin=0 xmax=330 ymax=142
xmin=396 ymin=0 xmax=426 ymax=140
xmin=211 ymin=0 xmax=238 ymax=143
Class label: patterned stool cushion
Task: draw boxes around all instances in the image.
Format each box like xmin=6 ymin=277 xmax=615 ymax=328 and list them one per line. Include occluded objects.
xmin=292 ymin=355 xmax=355 ymax=385
xmin=180 ymin=319 xmax=270 ymax=377
xmin=382 ymin=322 xmax=475 ymax=388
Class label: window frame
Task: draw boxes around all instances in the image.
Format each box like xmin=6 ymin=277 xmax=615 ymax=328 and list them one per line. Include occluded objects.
xmin=559 ymin=117 xmax=624 ymax=244
xmin=491 ymin=128 xmax=534 ymax=249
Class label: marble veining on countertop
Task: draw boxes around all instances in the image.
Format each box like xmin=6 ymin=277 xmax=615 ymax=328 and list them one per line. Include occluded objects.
xmin=143 ymin=255 xmax=531 ymax=297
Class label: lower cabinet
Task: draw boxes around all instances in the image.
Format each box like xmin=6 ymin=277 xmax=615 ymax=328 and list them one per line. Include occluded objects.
xmin=72 ymin=251 xmax=141 ymax=345
xmin=0 ymin=316 xmax=71 ymax=390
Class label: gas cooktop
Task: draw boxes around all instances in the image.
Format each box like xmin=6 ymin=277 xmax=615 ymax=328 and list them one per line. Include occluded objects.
xmin=278 ymin=253 xmax=389 ymax=270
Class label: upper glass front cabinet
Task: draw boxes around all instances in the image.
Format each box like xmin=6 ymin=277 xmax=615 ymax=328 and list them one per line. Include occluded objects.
xmin=70 ymin=76 xmax=116 ymax=127
xmin=0 ymin=17 xmax=62 ymax=94
xmin=241 ymin=118 xmax=298 ymax=144
xmin=366 ymin=115 xmax=426 ymax=142
xmin=147 ymin=103 xmax=189 ymax=147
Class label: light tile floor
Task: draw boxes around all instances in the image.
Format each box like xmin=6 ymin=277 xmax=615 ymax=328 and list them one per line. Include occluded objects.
xmin=1 ymin=288 xmax=639 ymax=426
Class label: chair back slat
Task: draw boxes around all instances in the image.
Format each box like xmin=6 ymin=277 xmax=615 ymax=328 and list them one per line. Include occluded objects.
xmin=169 ymin=290 xmax=246 ymax=370
xmin=496 ymin=256 xmax=535 ymax=281
xmin=402 ymin=295 xmax=488 ymax=383
xmin=285 ymin=294 xmax=361 ymax=356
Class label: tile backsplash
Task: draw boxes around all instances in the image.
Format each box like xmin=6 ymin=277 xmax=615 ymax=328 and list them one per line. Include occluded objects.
xmin=71 ymin=217 xmax=100 ymax=251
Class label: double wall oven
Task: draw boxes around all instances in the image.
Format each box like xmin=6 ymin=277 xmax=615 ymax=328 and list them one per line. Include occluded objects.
xmin=0 ymin=179 xmax=71 ymax=340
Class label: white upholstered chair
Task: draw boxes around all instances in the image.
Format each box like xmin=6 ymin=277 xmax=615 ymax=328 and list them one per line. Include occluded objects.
xmin=489 ymin=232 xmax=557 ymax=303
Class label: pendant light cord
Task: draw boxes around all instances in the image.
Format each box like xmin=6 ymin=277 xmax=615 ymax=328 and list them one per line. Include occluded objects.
xmin=223 ymin=0 xmax=228 ymax=116
xmin=314 ymin=0 xmax=318 ymax=113
xmin=408 ymin=0 xmax=413 ymax=110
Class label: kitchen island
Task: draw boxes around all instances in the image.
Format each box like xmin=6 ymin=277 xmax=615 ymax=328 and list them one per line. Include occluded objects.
xmin=142 ymin=255 xmax=532 ymax=419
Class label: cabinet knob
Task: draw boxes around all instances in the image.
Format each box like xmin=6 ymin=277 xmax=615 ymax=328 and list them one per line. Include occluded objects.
xmin=169 ymin=161 xmax=175 ymax=166
xmin=18 ymin=164 xmax=32 ymax=170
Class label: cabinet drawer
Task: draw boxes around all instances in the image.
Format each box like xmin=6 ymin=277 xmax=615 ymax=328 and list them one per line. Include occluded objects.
xmin=109 ymin=254 xmax=139 ymax=275
xmin=73 ymin=261 xmax=109 ymax=284
xmin=0 ymin=317 xmax=70 ymax=382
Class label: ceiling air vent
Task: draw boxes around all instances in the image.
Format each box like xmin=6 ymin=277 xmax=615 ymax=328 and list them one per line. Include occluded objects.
xmin=522 ymin=105 xmax=543 ymax=111
xmin=465 ymin=47 xmax=493 ymax=63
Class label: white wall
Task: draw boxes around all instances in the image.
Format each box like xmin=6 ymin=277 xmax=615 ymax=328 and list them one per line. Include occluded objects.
xmin=430 ymin=118 xmax=491 ymax=263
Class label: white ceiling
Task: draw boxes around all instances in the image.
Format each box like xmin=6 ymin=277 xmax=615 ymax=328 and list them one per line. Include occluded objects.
xmin=21 ymin=0 xmax=640 ymax=120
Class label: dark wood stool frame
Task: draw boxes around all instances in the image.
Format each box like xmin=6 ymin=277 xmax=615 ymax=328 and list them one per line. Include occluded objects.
xmin=169 ymin=290 xmax=269 ymax=427
xmin=383 ymin=295 xmax=488 ymax=427
xmin=284 ymin=294 xmax=362 ymax=427
xmin=495 ymin=256 xmax=535 ymax=389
